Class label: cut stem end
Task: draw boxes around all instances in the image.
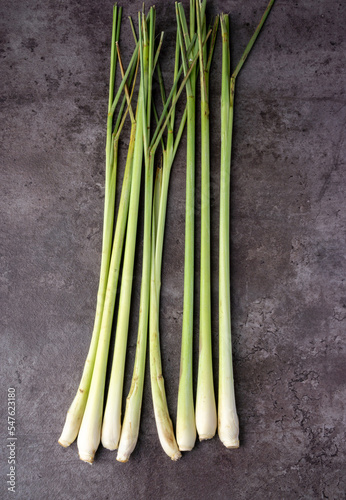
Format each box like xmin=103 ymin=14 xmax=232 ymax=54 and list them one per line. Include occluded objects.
xmin=78 ymin=452 xmax=95 ymax=464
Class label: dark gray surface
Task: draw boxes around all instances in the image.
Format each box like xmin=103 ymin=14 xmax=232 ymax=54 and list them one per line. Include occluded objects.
xmin=1 ymin=0 xmax=345 ymax=498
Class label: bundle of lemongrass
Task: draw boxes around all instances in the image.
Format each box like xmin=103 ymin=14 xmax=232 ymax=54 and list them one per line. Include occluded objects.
xmin=58 ymin=0 xmax=275 ymax=463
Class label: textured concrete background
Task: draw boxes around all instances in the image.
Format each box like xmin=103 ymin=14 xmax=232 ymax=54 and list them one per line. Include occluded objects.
xmin=1 ymin=0 xmax=345 ymax=498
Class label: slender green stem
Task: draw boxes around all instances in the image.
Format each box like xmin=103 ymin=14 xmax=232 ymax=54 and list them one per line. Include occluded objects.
xmin=218 ymin=14 xmax=239 ymax=449
xmin=116 ymin=150 xmax=154 ymax=462
xmin=148 ymin=136 xmax=189 ymax=457
xmin=116 ymin=8 xmax=157 ymax=461
xmin=146 ymin=8 xmax=155 ymax=133
xmin=149 ymin=161 xmax=181 ymax=459
xmin=100 ymin=46 xmax=147 ymax=452
xmin=195 ymin=0 xmax=218 ymax=441
xmin=153 ymin=166 xmax=163 ymax=230
xmin=153 ymin=32 xmax=164 ymax=76
xmin=147 ymin=14 xmax=193 ymax=461
xmin=176 ymin=0 xmax=197 ymax=452
xmin=218 ymin=0 xmax=275 ymax=449
xmin=156 ymin=62 xmax=168 ymax=121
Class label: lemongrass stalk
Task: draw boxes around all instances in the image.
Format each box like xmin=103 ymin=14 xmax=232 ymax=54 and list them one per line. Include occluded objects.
xmin=59 ymin=5 xmax=122 ymax=447
xmin=195 ymin=0 xmax=219 ymax=441
xmin=147 ymin=42 xmax=188 ymax=463
xmin=148 ymin=33 xmax=200 ymax=461
xmin=153 ymin=167 xmax=163 ymax=231
xmin=101 ymin=10 xmax=152 ymax=452
xmin=147 ymin=148 xmax=184 ymax=460
xmin=218 ymin=0 xmax=275 ymax=449
xmin=115 ymin=154 xmax=154 ymax=462
xmin=116 ymin=163 xmax=161 ymax=464
xmin=116 ymin=8 xmax=157 ymax=461
xmin=147 ymin=106 xmax=191 ymax=459
xmin=140 ymin=25 xmax=197 ymax=461
xmin=175 ymin=0 xmax=197 ymax=452
xmin=149 ymin=190 xmax=181 ymax=461
xmin=218 ymin=14 xmax=238 ymax=449
xmin=99 ymin=102 xmax=144 ymax=452
xmin=148 ymin=162 xmax=177 ymax=460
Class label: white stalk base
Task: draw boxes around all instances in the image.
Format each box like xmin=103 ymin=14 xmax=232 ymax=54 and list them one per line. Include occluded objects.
xmin=58 ymin=410 xmax=82 ymax=448
xmin=218 ymin=410 xmax=239 ymax=449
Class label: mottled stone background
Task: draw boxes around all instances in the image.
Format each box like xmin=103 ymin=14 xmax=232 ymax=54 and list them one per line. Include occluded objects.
xmin=1 ymin=0 xmax=345 ymax=498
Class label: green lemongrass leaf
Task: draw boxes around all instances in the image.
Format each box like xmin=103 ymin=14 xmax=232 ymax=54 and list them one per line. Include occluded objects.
xmin=106 ymin=5 xmax=122 ymax=188
xmin=220 ymin=14 xmax=230 ymax=86
xmin=113 ymin=48 xmax=140 ymax=144
xmin=189 ymin=0 xmax=195 ymax=38
xmin=115 ymin=42 xmax=135 ymax=123
xmin=150 ymin=32 xmax=197 ymax=149
xmin=177 ymin=2 xmax=191 ymax=49
xmin=128 ymin=8 xmax=151 ymax=45
xmin=150 ymin=53 xmax=197 ymax=154
xmin=232 ymin=0 xmax=275 ymax=79
xmin=156 ymin=62 xmax=168 ymax=121
xmin=200 ymin=0 xmax=207 ymax=26
xmin=113 ymin=96 xmax=127 ymax=137
xmin=150 ymin=31 xmax=208 ymax=154
xmin=128 ymin=16 xmax=138 ymax=43
xmin=206 ymin=15 xmax=219 ymax=73
xmin=153 ymin=166 xmax=163 ymax=233
xmin=195 ymin=0 xmax=208 ymax=101
xmin=176 ymin=4 xmax=193 ymax=98
xmin=139 ymin=11 xmax=150 ymax=157
xmin=110 ymin=40 xmax=139 ymax=117
xmin=153 ymin=31 xmax=164 ymax=75
xmin=113 ymin=45 xmax=139 ymax=133
xmin=172 ymin=106 xmax=187 ymax=160
xmin=153 ymin=101 xmax=166 ymax=152
xmin=141 ymin=6 xmax=149 ymax=46
xmin=168 ymin=28 xmax=181 ymax=134
xmin=108 ymin=4 xmax=118 ymax=113
xmin=146 ymin=7 xmax=156 ymax=131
